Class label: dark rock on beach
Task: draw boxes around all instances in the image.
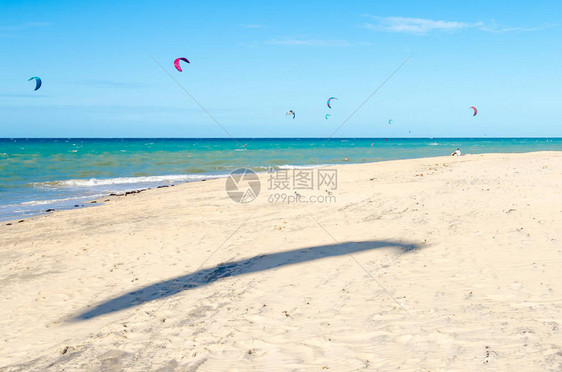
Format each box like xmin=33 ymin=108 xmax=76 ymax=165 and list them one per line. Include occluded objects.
xmin=124 ymin=189 xmax=148 ymax=196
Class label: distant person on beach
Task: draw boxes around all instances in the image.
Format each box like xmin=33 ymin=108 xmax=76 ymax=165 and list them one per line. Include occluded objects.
xmin=451 ymin=148 xmax=462 ymax=156
xmin=344 ymin=156 xmax=349 ymax=161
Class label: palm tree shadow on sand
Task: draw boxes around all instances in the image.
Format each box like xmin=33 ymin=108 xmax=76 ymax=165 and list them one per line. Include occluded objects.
xmin=73 ymin=239 xmax=423 ymax=320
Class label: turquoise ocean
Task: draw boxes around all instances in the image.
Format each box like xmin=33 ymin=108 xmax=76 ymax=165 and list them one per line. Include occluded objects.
xmin=1 ymin=138 xmax=561 ymax=221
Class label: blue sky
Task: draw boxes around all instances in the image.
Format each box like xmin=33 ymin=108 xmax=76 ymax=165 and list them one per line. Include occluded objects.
xmin=1 ymin=0 xmax=561 ymax=138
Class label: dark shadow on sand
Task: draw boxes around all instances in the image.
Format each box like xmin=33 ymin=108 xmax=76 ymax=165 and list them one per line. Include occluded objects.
xmin=73 ymin=240 xmax=422 ymax=320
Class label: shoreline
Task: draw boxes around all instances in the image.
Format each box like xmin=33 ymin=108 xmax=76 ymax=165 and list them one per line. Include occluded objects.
xmin=3 ymin=150 xmax=561 ymax=225
xmin=3 ymin=138 xmax=562 ymax=222
xmin=4 ymin=150 xmax=562 ymax=226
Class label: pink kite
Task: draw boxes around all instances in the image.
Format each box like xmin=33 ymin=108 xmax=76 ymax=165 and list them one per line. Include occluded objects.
xmin=470 ymin=106 xmax=477 ymax=116
xmin=174 ymin=57 xmax=190 ymax=72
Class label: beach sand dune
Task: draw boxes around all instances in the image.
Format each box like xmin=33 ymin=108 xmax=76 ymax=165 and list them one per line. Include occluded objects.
xmin=1 ymin=152 xmax=561 ymax=371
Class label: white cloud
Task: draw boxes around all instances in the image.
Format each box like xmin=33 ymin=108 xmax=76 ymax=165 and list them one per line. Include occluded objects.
xmin=363 ymin=16 xmax=481 ymax=34
xmin=362 ymin=16 xmax=556 ymax=35
xmin=265 ymin=38 xmax=371 ymax=47
xmin=479 ymin=22 xmax=558 ymax=33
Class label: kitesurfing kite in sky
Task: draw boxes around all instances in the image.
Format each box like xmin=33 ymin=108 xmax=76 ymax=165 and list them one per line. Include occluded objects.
xmin=327 ymin=97 xmax=337 ymax=109
xmin=28 ymin=77 xmax=41 ymax=91
xmin=388 ymin=119 xmax=393 ymax=125
xmin=325 ymin=114 xmax=331 ymax=120
xmin=286 ymin=110 xmax=295 ymax=119
xmin=470 ymin=106 xmax=477 ymax=116
xmin=174 ymin=58 xmax=190 ymax=72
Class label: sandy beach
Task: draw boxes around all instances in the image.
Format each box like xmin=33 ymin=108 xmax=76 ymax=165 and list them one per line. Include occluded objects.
xmin=1 ymin=151 xmax=561 ymax=371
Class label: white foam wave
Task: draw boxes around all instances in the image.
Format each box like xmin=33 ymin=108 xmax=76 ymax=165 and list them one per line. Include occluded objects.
xmin=277 ymin=164 xmax=335 ymax=170
xmin=33 ymin=174 xmax=224 ymax=188
xmin=20 ymin=194 xmax=107 ymax=206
